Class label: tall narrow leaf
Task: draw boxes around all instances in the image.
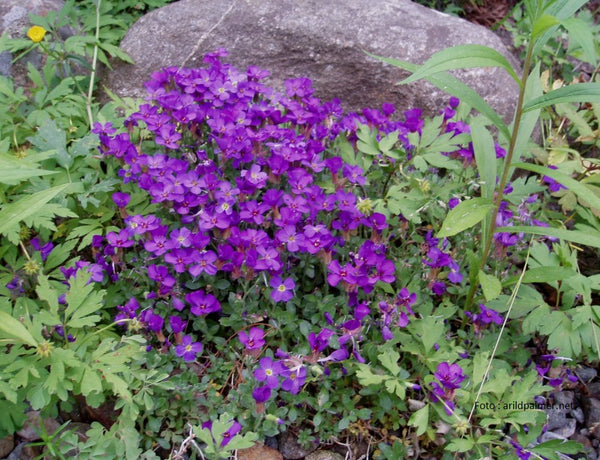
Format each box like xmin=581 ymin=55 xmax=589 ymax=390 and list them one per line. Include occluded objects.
xmin=510 ymin=62 xmax=543 ymax=164
xmin=368 ymin=53 xmax=511 ymax=141
xmin=397 ymin=45 xmax=521 ymax=87
xmin=0 ymin=311 xmax=38 ymax=347
xmin=0 ymin=183 xmax=71 ymax=244
xmin=471 ymin=118 xmax=496 ymax=244
xmin=522 ymin=83 xmax=600 ymax=112
xmin=496 ymin=225 xmax=600 ymax=249
xmin=513 ymin=162 xmax=600 ymax=210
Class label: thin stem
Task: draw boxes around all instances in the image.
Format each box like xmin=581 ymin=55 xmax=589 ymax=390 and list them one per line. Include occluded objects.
xmin=468 ymin=236 xmax=533 ymax=423
xmin=464 ymin=38 xmax=536 ymax=311
xmin=86 ymin=0 xmax=101 ymax=130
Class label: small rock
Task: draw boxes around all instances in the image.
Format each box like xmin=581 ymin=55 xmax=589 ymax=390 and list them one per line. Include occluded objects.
xmin=278 ymin=431 xmax=316 ymax=459
xmin=588 ymin=382 xmax=600 ymax=396
xmin=305 ymin=451 xmax=345 ymax=460
xmin=576 ymin=366 xmax=597 ymax=383
xmin=0 ymin=435 xmax=14 ymax=458
xmin=550 ymin=418 xmax=576 ymax=439
xmin=545 ymin=408 xmax=567 ymax=431
xmin=572 ymin=407 xmax=585 ymax=424
xmin=238 ymin=443 xmax=283 ymax=460
xmin=16 ymin=411 xmax=60 ymax=442
xmin=553 ymin=391 xmax=575 ymax=407
xmin=571 ymin=433 xmax=594 ymax=459
xmin=540 ymin=431 xmax=568 ymax=443
xmin=583 ymin=397 xmax=600 ymax=426
xmin=4 ymin=442 xmax=42 ymax=460
xmin=265 ymin=436 xmax=278 ymax=450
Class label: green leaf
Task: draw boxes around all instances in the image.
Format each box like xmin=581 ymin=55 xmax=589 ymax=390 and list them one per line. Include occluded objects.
xmin=511 ymin=62 xmax=543 ymax=167
xmin=530 ymin=439 xmax=584 ymax=457
xmin=562 ymin=17 xmax=597 ymax=65
xmin=446 ymin=438 xmax=475 ymax=453
xmin=522 ymin=83 xmax=600 ymax=112
xmin=26 ymin=117 xmax=71 ymax=169
xmin=384 ymin=379 xmax=405 ymax=398
xmin=64 ymin=270 xmax=105 ymax=329
xmin=0 ymin=184 xmax=72 ymax=244
xmin=471 ymin=351 xmax=490 ymax=388
xmin=0 ymin=167 xmax=58 ymax=185
xmin=355 ymin=364 xmax=386 ymax=386
xmin=0 ymin=311 xmax=38 ymax=347
xmin=532 ymin=14 xmax=560 ymax=39
xmin=397 ymin=44 xmax=521 ymax=87
xmin=471 ymin=119 xmax=496 ymax=201
xmin=478 ymin=271 xmax=502 ymax=301
xmin=408 ymin=405 xmax=429 ymax=436
xmin=437 ymin=197 xmax=493 ymax=238
xmin=81 ymin=367 xmax=103 ymax=396
xmin=503 ymin=266 xmax=578 ymax=286
xmin=496 ymin=225 xmax=600 ymax=249
xmin=514 ymin=162 xmax=600 ymax=210
xmin=36 ymin=275 xmax=59 ymax=314
xmin=379 ymin=349 xmax=401 ymax=376
xmin=367 ymin=52 xmax=511 ymax=141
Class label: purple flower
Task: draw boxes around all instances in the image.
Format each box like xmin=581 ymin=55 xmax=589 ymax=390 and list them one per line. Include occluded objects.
xmin=252 ymin=386 xmax=272 ymax=403
xmin=270 ymin=276 xmax=295 ymax=302
xmin=112 ymin=192 xmax=130 ymax=208
xmin=220 ymin=420 xmax=241 ymax=447
xmin=169 ymin=315 xmax=187 ymax=334
xmin=175 ymin=335 xmax=203 ymax=361
xmin=434 ymin=362 xmax=465 ymax=390
xmin=542 ymin=165 xmax=567 ymax=192
xmin=478 ymin=304 xmax=503 ymax=325
xmin=106 ymin=229 xmax=134 ymax=248
xmin=254 ymin=357 xmax=282 ymax=389
xmin=238 ymin=327 xmax=265 ymax=350
xmin=186 ymin=290 xmax=221 ymax=316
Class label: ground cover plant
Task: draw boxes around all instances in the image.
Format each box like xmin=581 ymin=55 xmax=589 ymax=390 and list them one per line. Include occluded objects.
xmin=1 ymin=0 xmax=600 ymax=458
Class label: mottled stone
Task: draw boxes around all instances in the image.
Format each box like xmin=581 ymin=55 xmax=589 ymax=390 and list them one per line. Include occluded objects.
xmin=16 ymin=411 xmax=60 ymax=442
xmin=0 ymin=435 xmax=14 ymax=458
xmin=305 ymin=451 xmax=345 ymax=460
xmin=104 ymin=0 xmax=520 ymax=120
xmin=238 ymin=443 xmax=283 ymax=460
xmin=277 ymin=431 xmax=316 ymax=459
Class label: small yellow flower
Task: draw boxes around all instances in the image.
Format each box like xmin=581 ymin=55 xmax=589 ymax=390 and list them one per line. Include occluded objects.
xmin=36 ymin=340 xmax=54 ymax=358
xmin=26 ymin=26 xmax=47 ymax=43
xmin=24 ymin=259 xmax=40 ymax=275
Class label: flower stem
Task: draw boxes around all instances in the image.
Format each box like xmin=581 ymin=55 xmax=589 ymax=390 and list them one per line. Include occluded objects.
xmin=464 ymin=38 xmax=536 ymax=311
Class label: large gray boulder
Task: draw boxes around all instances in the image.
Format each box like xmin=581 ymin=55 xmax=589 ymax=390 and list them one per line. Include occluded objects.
xmin=104 ymin=0 xmax=520 ymax=119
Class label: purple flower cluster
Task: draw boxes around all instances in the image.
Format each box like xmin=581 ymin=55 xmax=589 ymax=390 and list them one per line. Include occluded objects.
xmin=430 ymin=361 xmax=466 ymax=415
xmin=421 ymin=231 xmax=462 ymax=295
xmin=493 ymin=191 xmax=551 ymax=253
xmin=466 ymin=303 xmax=503 ymax=335
xmin=92 ymin=49 xmax=410 ymax=363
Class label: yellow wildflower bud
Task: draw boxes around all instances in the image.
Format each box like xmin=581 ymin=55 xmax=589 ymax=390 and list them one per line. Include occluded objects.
xmin=24 ymin=259 xmax=40 ymax=275
xmin=36 ymin=340 xmax=54 ymax=358
xmin=26 ymin=26 xmax=47 ymax=43
xmin=356 ymin=197 xmax=374 ymax=216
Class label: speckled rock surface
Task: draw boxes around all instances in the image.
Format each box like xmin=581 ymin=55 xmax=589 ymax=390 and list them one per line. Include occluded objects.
xmin=103 ymin=0 xmax=520 ymax=120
